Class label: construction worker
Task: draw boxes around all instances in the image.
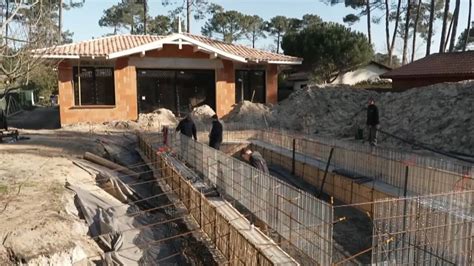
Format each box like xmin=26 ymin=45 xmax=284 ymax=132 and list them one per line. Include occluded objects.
xmin=176 ymin=115 xmax=197 ymax=141
xmin=209 ymin=114 xmax=223 ymax=150
xmin=240 ymin=148 xmax=269 ymax=174
xmin=366 ymin=98 xmax=379 ymax=146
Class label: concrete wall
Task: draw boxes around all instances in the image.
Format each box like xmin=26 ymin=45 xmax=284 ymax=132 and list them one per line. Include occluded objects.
xmin=330 ymin=64 xmax=389 ymax=85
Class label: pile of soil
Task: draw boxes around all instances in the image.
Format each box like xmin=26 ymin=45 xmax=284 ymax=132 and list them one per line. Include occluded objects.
xmin=223 ymin=82 xmax=474 ymax=155
xmin=190 ymin=105 xmax=216 ymax=131
xmin=222 ymin=101 xmax=271 ymax=127
xmin=137 ymin=108 xmax=178 ymax=129
xmin=63 ymin=108 xmax=179 ymax=132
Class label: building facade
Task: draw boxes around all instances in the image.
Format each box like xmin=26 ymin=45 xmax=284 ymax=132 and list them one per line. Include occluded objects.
xmin=37 ymin=33 xmax=301 ymax=125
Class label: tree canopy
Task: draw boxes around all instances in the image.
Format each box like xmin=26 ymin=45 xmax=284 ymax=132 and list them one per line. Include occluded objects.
xmin=98 ymin=1 xmax=145 ymax=34
xmin=282 ymin=22 xmax=374 ymax=82
xmin=242 ymin=15 xmax=266 ymax=48
xmin=455 ymin=28 xmax=474 ymax=51
xmin=201 ymin=9 xmax=247 ymax=43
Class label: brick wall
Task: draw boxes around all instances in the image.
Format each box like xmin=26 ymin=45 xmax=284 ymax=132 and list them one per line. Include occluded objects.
xmin=215 ymin=60 xmax=236 ymax=117
xmin=58 ymin=58 xmax=138 ymax=125
xmin=266 ymin=64 xmax=278 ymax=104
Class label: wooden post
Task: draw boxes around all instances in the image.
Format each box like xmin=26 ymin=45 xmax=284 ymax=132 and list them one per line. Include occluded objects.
xmin=292 ymin=138 xmax=296 ymax=175
xmin=403 ymin=165 xmax=409 ymax=197
xmin=317 ymin=147 xmax=335 ymax=198
xmin=199 ymin=195 xmax=203 ymax=228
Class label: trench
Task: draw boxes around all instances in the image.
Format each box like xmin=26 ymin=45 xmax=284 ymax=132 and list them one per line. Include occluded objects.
xmin=75 ymin=135 xmax=218 ymax=265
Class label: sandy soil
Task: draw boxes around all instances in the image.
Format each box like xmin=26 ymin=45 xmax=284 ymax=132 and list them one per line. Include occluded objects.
xmin=0 ymin=132 xmax=103 ymax=264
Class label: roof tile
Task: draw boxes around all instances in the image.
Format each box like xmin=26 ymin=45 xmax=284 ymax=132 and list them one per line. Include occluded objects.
xmin=382 ymin=51 xmax=474 ymax=78
xmin=36 ymin=33 xmax=301 ymax=63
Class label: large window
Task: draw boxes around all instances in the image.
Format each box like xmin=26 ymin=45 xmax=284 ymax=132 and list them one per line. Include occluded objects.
xmin=235 ymin=70 xmax=266 ymax=103
xmin=137 ymin=69 xmax=216 ymax=115
xmin=73 ymin=67 xmax=115 ymax=105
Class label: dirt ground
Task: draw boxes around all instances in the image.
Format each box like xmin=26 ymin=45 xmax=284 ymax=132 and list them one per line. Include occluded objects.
xmin=0 ymin=131 xmax=104 ymax=264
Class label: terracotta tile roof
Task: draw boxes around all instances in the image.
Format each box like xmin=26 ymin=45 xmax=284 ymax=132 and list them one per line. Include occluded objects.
xmin=181 ymin=33 xmax=301 ymax=63
xmin=382 ymin=51 xmax=474 ymax=78
xmin=36 ymin=35 xmax=166 ymax=58
xmin=36 ymin=33 xmax=302 ymax=64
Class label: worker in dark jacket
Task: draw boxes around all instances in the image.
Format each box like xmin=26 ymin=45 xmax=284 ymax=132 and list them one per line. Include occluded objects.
xmin=241 ymin=148 xmax=269 ymax=174
xmin=176 ymin=115 xmax=197 ymax=141
xmin=209 ymin=114 xmax=223 ymax=150
xmin=366 ymin=98 xmax=379 ymax=146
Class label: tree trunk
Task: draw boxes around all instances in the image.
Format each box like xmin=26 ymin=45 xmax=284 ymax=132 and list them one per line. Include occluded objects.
xmin=448 ymin=0 xmax=461 ymax=52
xmin=5 ymin=0 xmax=9 ymax=46
xmin=367 ymin=0 xmax=372 ymax=44
xmin=252 ymin=32 xmax=256 ymax=48
xmin=390 ymin=0 xmax=403 ymax=63
xmin=186 ymin=0 xmax=191 ymax=33
xmin=276 ymin=32 xmax=281 ymax=53
xmin=463 ymin=0 xmax=472 ymax=51
xmin=58 ymin=0 xmax=63 ymax=44
xmin=444 ymin=17 xmax=454 ymax=50
xmin=439 ymin=0 xmax=451 ymax=53
xmin=411 ymin=0 xmax=422 ymax=62
xmin=426 ymin=0 xmax=435 ymax=56
xmin=385 ymin=0 xmax=392 ymax=65
xmin=143 ymin=0 xmax=147 ymax=34
xmin=402 ymin=0 xmax=412 ymax=65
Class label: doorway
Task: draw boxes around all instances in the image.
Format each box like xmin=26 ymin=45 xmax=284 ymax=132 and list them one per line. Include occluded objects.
xmin=137 ymin=69 xmax=216 ymax=115
xmin=235 ymin=70 xmax=266 ymax=104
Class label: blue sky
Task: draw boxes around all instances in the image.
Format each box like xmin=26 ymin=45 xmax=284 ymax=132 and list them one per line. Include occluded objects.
xmin=64 ymin=0 xmax=472 ymax=60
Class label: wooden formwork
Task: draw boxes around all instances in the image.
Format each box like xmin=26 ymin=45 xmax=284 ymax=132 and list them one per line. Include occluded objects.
xmin=138 ymin=134 xmax=298 ymax=265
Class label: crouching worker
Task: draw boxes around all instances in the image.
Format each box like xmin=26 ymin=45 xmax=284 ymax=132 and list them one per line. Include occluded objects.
xmin=240 ymin=148 xmax=269 ymax=174
xmin=209 ymin=114 xmax=223 ymax=150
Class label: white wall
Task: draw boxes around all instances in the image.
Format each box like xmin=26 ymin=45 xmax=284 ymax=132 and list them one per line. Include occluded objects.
xmin=329 ymin=64 xmax=389 ymax=85
xmin=292 ymin=81 xmax=308 ymax=90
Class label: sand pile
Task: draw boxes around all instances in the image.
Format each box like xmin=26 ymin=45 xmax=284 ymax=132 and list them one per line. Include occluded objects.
xmin=63 ymin=108 xmax=179 ymax=132
xmin=263 ymin=82 xmax=474 ymax=154
xmin=270 ymin=85 xmax=377 ymax=133
xmin=378 ymin=82 xmax=473 ymax=154
xmin=189 ymin=105 xmax=216 ymax=131
xmin=137 ymin=108 xmax=178 ymax=129
xmin=223 ymin=101 xmax=271 ymax=126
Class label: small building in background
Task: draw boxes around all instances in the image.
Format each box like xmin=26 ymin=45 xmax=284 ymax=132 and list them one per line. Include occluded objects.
xmin=286 ymin=61 xmax=392 ymax=90
xmin=381 ymin=51 xmax=474 ymax=90
xmin=329 ymin=61 xmax=392 ymax=85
